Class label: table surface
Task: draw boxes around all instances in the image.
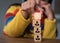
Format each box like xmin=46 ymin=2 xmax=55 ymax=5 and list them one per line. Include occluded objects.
xmin=0 ymin=35 xmax=60 ymax=43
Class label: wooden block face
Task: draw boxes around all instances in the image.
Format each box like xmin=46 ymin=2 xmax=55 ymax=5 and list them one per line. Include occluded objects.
xmin=32 ymin=20 xmax=41 ymax=27
xmin=34 ymin=34 xmax=41 ymax=41
xmin=34 ymin=27 xmax=41 ymax=34
xmin=34 ymin=12 xmax=41 ymax=20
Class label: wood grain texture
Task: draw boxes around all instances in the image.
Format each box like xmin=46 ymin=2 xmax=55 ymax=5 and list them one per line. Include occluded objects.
xmin=0 ymin=34 xmax=60 ymax=43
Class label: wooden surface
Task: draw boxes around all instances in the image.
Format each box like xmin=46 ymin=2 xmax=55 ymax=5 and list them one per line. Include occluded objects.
xmin=0 ymin=35 xmax=60 ymax=43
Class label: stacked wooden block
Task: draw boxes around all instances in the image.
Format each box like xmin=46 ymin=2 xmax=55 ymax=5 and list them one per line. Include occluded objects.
xmin=32 ymin=12 xmax=42 ymax=41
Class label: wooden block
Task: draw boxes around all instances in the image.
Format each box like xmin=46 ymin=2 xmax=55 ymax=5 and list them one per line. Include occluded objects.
xmin=34 ymin=34 xmax=42 ymax=41
xmin=32 ymin=20 xmax=41 ymax=27
xmin=34 ymin=27 xmax=41 ymax=34
xmin=33 ymin=12 xmax=41 ymax=20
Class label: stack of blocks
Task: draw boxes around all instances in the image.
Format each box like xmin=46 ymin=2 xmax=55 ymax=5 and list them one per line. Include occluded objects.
xmin=32 ymin=12 xmax=42 ymax=41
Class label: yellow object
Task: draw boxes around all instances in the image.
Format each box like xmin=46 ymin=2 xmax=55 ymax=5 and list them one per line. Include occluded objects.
xmin=3 ymin=6 xmax=31 ymax=37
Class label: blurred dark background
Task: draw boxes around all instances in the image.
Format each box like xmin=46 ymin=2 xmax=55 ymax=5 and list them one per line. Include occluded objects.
xmin=0 ymin=0 xmax=60 ymax=39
